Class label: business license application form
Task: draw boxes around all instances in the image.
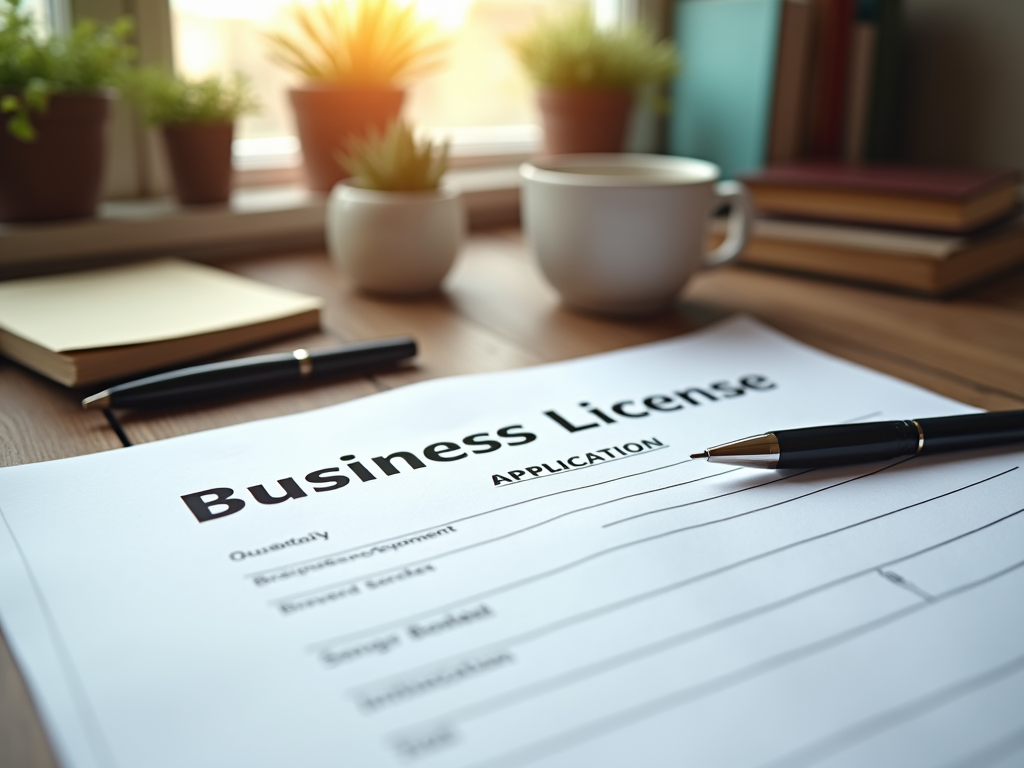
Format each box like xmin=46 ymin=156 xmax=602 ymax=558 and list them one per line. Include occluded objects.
xmin=1 ymin=317 xmax=1022 ymax=768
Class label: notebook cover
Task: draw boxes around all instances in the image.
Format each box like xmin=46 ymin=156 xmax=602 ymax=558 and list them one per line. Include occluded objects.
xmin=741 ymin=163 xmax=1023 ymax=199
xmin=669 ymin=0 xmax=784 ymax=179
xmin=0 ymin=258 xmax=323 ymax=353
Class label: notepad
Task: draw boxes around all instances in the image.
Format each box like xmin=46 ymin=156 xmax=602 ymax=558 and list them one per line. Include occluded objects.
xmin=0 ymin=317 xmax=1021 ymax=768
xmin=0 ymin=259 xmax=322 ymax=386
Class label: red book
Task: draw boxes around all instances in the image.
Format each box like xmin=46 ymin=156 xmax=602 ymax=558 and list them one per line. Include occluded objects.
xmin=742 ymin=163 xmax=1022 ymax=232
xmin=807 ymin=0 xmax=855 ymax=159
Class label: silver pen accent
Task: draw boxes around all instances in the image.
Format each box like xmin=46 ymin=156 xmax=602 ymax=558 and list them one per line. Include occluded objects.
xmin=690 ymin=433 xmax=780 ymax=469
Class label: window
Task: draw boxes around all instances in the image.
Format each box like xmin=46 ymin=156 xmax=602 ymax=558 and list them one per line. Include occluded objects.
xmin=61 ymin=0 xmax=663 ymax=198
xmin=1 ymin=0 xmax=665 ymax=267
xmin=168 ymin=0 xmax=583 ymax=172
xmin=27 ymin=0 xmax=70 ymax=34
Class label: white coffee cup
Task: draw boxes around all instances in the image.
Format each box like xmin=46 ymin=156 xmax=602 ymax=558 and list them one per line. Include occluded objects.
xmin=519 ymin=153 xmax=752 ymax=315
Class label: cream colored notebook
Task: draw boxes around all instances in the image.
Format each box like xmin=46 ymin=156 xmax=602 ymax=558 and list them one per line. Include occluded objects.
xmin=0 ymin=259 xmax=322 ymax=386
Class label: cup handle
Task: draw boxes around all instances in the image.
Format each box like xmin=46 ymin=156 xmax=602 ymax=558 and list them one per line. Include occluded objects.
xmin=704 ymin=180 xmax=753 ymax=267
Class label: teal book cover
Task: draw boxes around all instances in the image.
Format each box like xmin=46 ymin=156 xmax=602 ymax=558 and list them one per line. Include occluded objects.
xmin=669 ymin=0 xmax=784 ymax=179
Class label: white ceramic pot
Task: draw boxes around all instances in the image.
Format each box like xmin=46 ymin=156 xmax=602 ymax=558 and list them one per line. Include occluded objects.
xmin=326 ymin=182 xmax=466 ymax=295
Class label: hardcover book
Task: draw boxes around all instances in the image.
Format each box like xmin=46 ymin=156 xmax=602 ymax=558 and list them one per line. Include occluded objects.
xmin=713 ymin=213 xmax=1024 ymax=294
xmin=669 ymin=0 xmax=811 ymax=178
xmin=805 ymin=0 xmax=855 ymax=159
xmin=741 ymin=163 xmax=1022 ymax=232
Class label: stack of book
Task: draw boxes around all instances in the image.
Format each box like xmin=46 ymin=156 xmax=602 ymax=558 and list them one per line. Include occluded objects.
xmin=724 ymin=164 xmax=1024 ymax=295
xmin=669 ymin=0 xmax=901 ymax=176
xmin=671 ymin=0 xmax=1024 ymax=295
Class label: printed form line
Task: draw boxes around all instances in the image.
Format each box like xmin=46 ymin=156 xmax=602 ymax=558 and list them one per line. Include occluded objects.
xmin=251 ymin=412 xmax=881 ymax=581
xmin=245 ymin=451 xmax=692 ymax=580
xmin=310 ymin=464 xmax=1015 ymax=653
xmin=307 ymin=458 xmax=927 ymax=650
xmin=276 ymin=465 xmax=740 ymax=606
xmin=457 ymin=559 xmax=1024 ymax=768
xmin=357 ymin=505 xmax=1024 ymax=707
xmin=755 ymin=653 xmax=1024 ymax=768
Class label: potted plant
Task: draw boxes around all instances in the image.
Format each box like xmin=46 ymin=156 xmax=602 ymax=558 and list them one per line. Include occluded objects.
xmin=326 ymin=119 xmax=464 ymax=295
xmin=0 ymin=0 xmax=134 ymax=222
xmin=510 ymin=9 xmax=678 ymax=155
xmin=265 ymin=0 xmax=446 ymax=193
xmin=129 ymin=70 xmax=258 ymax=205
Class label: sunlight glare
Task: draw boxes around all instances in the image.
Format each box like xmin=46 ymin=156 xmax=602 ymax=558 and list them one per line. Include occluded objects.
xmin=413 ymin=0 xmax=472 ymax=29
xmin=171 ymin=0 xmax=472 ymax=25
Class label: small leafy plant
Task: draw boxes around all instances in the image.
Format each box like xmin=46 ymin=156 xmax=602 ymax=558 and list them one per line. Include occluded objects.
xmin=128 ymin=70 xmax=258 ymax=126
xmin=265 ymin=0 xmax=447 ymax=87
xmin=339 ymin=120 xmax=448 ymax=192
xmin=510 ymin=9 xmax=678 ymax=90
xmin=0 ymin=0 xmax=135 ymax=140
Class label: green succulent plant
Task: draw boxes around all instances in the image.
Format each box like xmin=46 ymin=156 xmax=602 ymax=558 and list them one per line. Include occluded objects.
xmin=128 ymin=70 xmax=259 ymax=126
xmin=0 ymin=0 xmax=135 ymax=141
xmin=265 ymin=0 xmax=447 ymax=87
xmin=338 ymin=120 xmax=448 ymax=192
xmin=510 ymin=8 xmax=678 ymax=90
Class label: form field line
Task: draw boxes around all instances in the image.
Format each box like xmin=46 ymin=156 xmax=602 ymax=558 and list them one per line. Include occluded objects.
xmin=455 ymin=559 xmax=1024 ymax=768
xmin=275 ymin=467 xmax=739 ymax=606
xmin=245 ymin=449 xmax=689 ymax=580
xmin=309 ymin=464 xmax=1015 ymax=653
xmin=361 ymin=507 xmax=1024 ymax=722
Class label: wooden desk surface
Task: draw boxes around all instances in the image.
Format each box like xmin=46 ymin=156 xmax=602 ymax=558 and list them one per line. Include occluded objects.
xmin=3 ymin=228 xmax=1023 ymax=767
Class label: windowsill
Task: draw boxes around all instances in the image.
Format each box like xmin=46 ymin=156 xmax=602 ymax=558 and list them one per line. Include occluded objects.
xmin=0 ymin=166 xmax=522 ymax=279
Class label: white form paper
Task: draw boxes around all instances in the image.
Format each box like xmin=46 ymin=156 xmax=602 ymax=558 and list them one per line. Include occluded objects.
xmin=1 ymin=316 xmax=1022 ymax=768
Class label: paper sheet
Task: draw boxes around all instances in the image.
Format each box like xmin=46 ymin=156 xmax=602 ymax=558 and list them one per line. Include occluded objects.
xmin=1 ymin=316 xmax=1022 ymax=768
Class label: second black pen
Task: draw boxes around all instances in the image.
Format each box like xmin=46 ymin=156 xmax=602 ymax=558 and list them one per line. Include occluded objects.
xmin=82 ymin=336 xmax=417 ymax=409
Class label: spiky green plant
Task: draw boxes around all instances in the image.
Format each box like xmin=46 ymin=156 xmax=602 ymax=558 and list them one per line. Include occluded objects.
xmin=128 ymin=69 xmax=259 ymax=126
xmin=0 ymin=0 xmax=135 ymax=141
xmin=265 ymin=0 xmax=447 ymax=87
xmin=510 ymin=9 xmax=678 ymax=90
xmin=339 ymin=120 xmax=448 ymax=192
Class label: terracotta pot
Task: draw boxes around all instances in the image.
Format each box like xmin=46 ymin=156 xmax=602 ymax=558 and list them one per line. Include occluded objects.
xmin=289 ymin=86 xmax=404 ymax=192
xmin=537 ymin=88 xmax=634 ymax=155
xmin=162 ymin=122 xmax=234 ymax=205
xmin=0 ymin=90 xmax=113 ymax=222
xmin=325 ymin=182 xmax=465 ymax=295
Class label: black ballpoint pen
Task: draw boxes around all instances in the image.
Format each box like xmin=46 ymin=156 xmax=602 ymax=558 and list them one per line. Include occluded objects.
xmin=690 ymin=410 xmax=1024 ymax=469
xmin=81 ymin=336 xmax=417 ymax=410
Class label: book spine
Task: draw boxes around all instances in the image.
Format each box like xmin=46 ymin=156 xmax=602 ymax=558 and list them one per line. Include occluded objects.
xmin=865 ymin=0 xmax=903 ymax=161
xmin=768 ymin=0 xmax=814 ymax=163
xmin=807 ymin=0 xmax=856 ymax=159
xmin=669 ymin=0 xmax=785 ymax=178
xmin=842 ymin=22 xmax=877 ymax=164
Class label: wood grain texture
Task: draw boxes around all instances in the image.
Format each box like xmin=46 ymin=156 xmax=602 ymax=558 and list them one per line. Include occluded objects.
xmin=687 ymin=265 xmax=1024 ymax=404
xmin=224 ymin=250 xmax=544 ymax=383
xmin=0 ymin=361 xmax=122 ymax=468
xmin=447 ymin=233 xmax=729 ymax=361
xmin=2 ymin=228 xmax=1023 ymax=768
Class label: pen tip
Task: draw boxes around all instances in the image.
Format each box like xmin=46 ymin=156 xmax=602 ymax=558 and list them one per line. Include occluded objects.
xmin=690 ymin=452 xmax=706 ymax=460
xmin=82 ymin=391 xmax=111 ymax=410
